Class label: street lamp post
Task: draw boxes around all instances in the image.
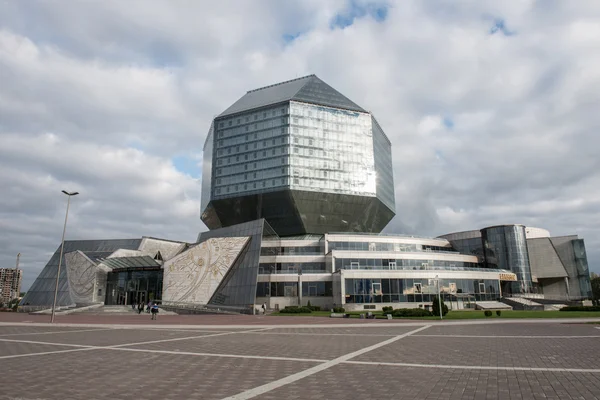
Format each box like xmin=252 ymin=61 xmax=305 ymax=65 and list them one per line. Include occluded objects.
xmin=51 ymin=190 xmax=79 ymax=323
xmin=436 ymin=275 xmax=443 ymax=320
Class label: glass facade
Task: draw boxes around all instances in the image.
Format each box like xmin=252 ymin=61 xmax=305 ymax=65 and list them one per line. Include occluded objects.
xmin=105 ymin=269 xmax=162 ymax=305
xmin=258 ymin=262 xmax=327 ymax=274
xmin=344 ymin=278 xmax=500 ymax=303
xmin=328 ymin=241 xmax=453 ymax=253
xmin=200 ymin=123 xmax=214 ymax=217
xmin=446 ymin=237 xmax=485 ymax=258
xmin=255 ymin=281 xmax=332 ymax=297
xmin=334 ymin=258 xmax=479 ymax=271
xmin=288 ymin=101 xmax=375 ymax=196
xmin=482 ymin=225 xmax=533 ymax=294
xmin=211 ymin=104 xmax=290 ymax=199
xmin=200 ymin=76 xmax=396 ymax=236
xmin=260 ymin=245 xmax=323 ymax=256
xmin=372 ymin=117 xmax=395 ymax=211
xmin=20 ymin=239 xmax=142 ymax=307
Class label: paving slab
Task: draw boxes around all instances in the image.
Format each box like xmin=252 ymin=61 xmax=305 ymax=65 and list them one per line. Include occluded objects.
xmin=418 ymin=323 xmax=600 ymax=337
xmin=263 ymin=326 xmax=418 ymax=335
xmin=256 ymin=364 xmax=600 ymax=400
xmin=352 ymin=335 xmax=600 ymax=369
xmin=0 ymin=326 xmax=110 ymax=335
xmin=0 ymin=348 xmax=318 ymax=400
xmin=4 ymin=328 xmax=229 ymax=347
xmin=0 ymin=341 xmax=81 ymax=357
xmin=122 ymin=332 xmax=391 ymax=360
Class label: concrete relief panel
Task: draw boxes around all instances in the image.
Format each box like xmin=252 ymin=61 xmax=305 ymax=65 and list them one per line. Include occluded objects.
xmin=138 ymin=238 xmax=184 ymax=260
xmin=65 ymin=251 xmax=97 ymax=304
xmin=162 ymin=237 xmax=249 ymax=305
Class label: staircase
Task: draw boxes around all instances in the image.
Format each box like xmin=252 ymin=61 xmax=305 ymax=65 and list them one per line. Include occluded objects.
xmin=500 ymin=297 xmax=544 ymax=311
xmin=79 ymin=305 xmax=178 ymax=315
xmin=474 ymin=301 xmax=513 ymax=310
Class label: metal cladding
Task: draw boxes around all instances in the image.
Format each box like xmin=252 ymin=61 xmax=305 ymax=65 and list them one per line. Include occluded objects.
xmin=201 ymin=75 xmax=396 ymax=236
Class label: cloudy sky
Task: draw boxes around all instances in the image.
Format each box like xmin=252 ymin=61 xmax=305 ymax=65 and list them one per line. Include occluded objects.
xmin=1 ymin=0 xmax=599 ymax=289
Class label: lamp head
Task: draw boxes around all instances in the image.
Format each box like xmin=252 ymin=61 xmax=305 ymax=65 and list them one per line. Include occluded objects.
xmin=62 ymin=190 xmax=79 ymax=196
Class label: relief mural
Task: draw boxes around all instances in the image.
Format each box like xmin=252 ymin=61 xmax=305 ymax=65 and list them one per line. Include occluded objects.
xmin=162 ymin=237 xmax=249 ymax=304
xmin=138 ymin=238 xmax=184 ymax=261
xmin=65 ymin=251 xmax=98 ymax=304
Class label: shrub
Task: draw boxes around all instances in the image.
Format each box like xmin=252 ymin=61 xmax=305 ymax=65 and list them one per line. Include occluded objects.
xmin=431 ymin=296 xmax=449 ymax=316
xmin=392 ymin=308 xmax=432 ymax=317
xmin=484 ymin=310 xmax=492 ymax=317
xmin=559 ymin=306 xmax=600 ymax=312
xmin=496 ymin=310 xmax=502 ymax=317
xmin=332 ymin=307 xmax=345 ymax=313
xmin=304 ymin=301 xmax=321 ymax=311
xmin=280 ymin=306 xmax=312 ymax=313
xmin=382 ymin=306 xmax=394 ymax=313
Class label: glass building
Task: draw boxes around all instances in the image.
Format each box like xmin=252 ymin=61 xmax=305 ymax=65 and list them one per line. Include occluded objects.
xmin=200 ymin=75 xmax=395 ymax=236
xmin=21 ymin=77 xmax=593 ymax=313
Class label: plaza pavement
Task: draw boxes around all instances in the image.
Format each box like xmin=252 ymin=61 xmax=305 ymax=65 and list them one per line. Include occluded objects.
xmin=1 ymin=313 xmax=599 ymax=399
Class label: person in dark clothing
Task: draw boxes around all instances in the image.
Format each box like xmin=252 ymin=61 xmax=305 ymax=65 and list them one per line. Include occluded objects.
xmin=137 ymin=302 xmax=144 ymax=314
xmin=151 ymin=303 xmax=159 ymax=320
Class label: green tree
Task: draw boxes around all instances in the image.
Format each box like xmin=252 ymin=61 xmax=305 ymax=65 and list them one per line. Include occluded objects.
xmin=431 ymin=295 xmax=449 ymax=316
xmin=591 ymin=276 xmax=600 ymax=306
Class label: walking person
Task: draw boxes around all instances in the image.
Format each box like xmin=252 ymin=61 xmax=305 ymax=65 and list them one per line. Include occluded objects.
xmin=151 ymin=303 xmax=159 ymax=320
xmin=147 ymin=301 xmax=152 ymax=313
xmin=262 ymin=302 xmax=266 ymax=315
xmin=137 ymin=302 xmax=144 ymax=315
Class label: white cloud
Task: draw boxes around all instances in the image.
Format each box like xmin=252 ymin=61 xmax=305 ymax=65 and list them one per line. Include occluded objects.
xmin=1 ymin=0 xmax=599 ymax=289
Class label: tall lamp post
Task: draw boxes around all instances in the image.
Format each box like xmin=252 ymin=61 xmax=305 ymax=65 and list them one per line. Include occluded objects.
xmin=436 ymin=275 xmax=443 ymax=320
xmin=51 ymin=190 xmax=79 ymax=323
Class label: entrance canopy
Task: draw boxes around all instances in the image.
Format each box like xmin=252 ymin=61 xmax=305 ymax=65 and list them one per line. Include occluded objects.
xmin=100 ymin=255 xmax=161 ymax=271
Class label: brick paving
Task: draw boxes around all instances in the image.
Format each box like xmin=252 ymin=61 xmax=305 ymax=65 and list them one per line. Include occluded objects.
xmin=0 ymin=320 xmax=599 ymax=399
xmin=353 ymin=335 xmax=600 ymax=369
xmin=123 ymin=332 xmax=389 ymax=360
xmin=259 ymin=364 xmax=600 ymax=400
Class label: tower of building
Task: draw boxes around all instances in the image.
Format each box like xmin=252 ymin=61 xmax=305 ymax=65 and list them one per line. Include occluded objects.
xmin=200 ymin=75 xmax=395 ymax=236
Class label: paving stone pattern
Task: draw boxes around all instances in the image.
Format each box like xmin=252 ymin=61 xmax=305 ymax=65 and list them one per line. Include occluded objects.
xmin=0 ymin=341 xmax=77 ymax=357
xmin=0 ymin=348 xmax=317 ymax=400
xmin=420 ymin=323 xmax=600 ymax=337
xmin=0 ymin=326 xmax=107 ymax=335
xmin=1 ymin=323 xmax=599 ymax=400
xmin=354 ymin=335 xmax=600 ymax=369
xmin=259 ymin=364 xmax=600 ymax=400
xmin=14 ymin=328 xmax=219 ymax=346
xmin=264 ymin=326 xmax=417 ymax=335
xmin=123 ymin=332 xmax=388 ymax=360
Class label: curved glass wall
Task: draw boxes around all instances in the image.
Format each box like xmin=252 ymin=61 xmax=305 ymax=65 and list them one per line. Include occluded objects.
xmin=344 ymin=278 xmax=500 ymax=303
xmin=482 ymin=225 xmax=532 ymax=294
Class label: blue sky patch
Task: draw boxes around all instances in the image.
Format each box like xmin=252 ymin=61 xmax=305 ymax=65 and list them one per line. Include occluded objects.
xmin=330 ymin=1 xmax=389 ymax=29
xmin=172 ymin=155 xmax=200 ymax=178
xmin=443 ymin=116 xmax=454 ymax=130
xmin=490 ymin=18 xmax=515 ymax=36
xmin=283 ymin=32 xmax=303 ymax=43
